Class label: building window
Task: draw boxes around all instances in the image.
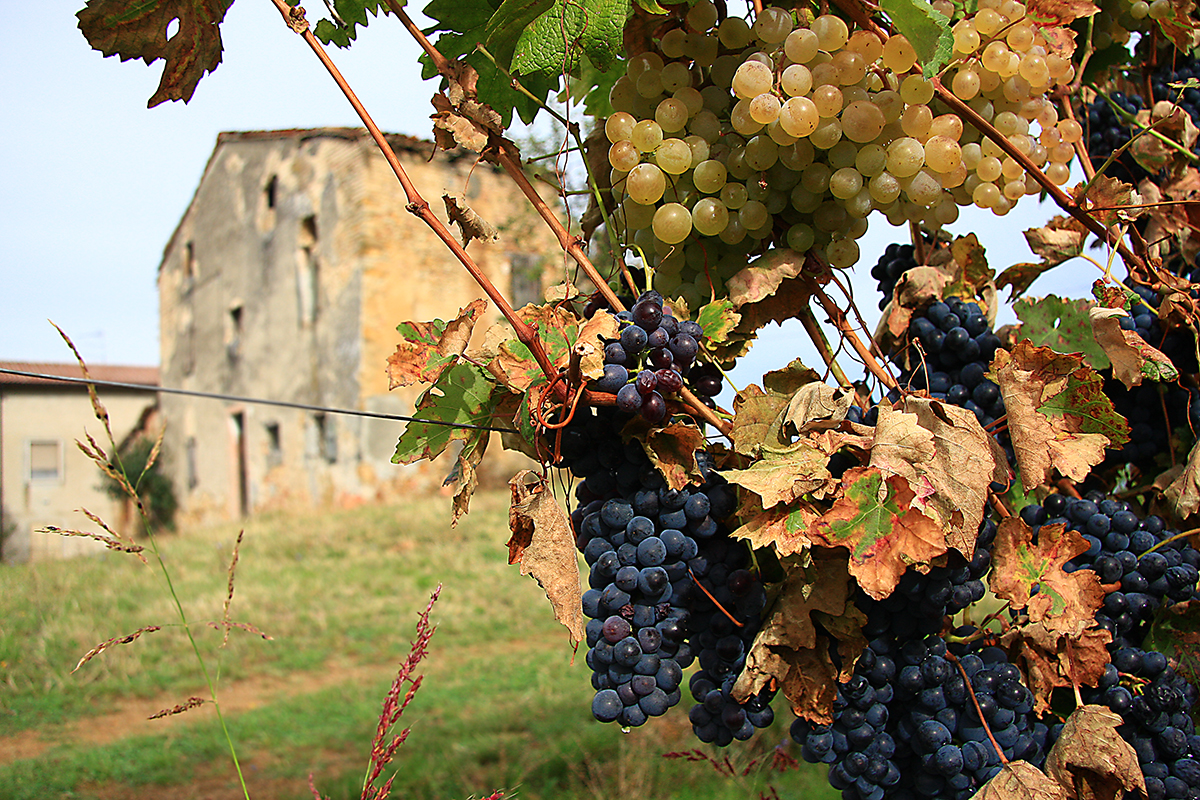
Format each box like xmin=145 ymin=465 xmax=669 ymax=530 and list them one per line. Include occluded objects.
xmin=28 ymin=441 xmax=62 ymax=482
xmin=183 ymin=241 xmax=197 ymax=294
xmin=265 ymin=175 xmax=278 ymax=209
xmin=227 ymin=303 xmax=243 ymax=361
xmin=314 ymin=413 xmax=337 ymax=464
xmin=265 ymin=422 xmax=282 ymax=468
xmin=186 ymin=436 xmax=198 ymax=490
xmin=297 ymin=215 xmax=319 ymax=327
xmin=510 ymin=252 xmax=543 ymax=309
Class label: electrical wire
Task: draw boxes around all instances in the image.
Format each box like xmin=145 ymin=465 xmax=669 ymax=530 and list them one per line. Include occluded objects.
xmin=0 ymin=368 xmax=519 ymax=434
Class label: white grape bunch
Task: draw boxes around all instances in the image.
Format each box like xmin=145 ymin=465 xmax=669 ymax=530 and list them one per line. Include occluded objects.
xmin=598 ymin=0 xmax=1083 ymax=308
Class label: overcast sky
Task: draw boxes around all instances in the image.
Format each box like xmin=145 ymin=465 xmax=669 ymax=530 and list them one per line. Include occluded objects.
xmin=2 ymin=3 xmax=1099 ymax=387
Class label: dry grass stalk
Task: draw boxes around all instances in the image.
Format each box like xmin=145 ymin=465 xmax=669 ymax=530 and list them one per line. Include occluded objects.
xmin=206 ymin=620 xmax=272 ymax=640
xmin=39 ymin=525 xmax=147 ymax=563
xmin=148 ymin=696 xmax=206 ymax=719
xmin=74 ymin=625 xmax=162 ymax=673
xmin=220 ymin=531 xmax=245 ymax=647
xmin=51 ymin=321 xmax=112 ymax=436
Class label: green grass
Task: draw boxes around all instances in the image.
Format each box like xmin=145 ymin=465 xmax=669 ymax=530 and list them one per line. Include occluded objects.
xmin=0 ymin=492 xmax=837 ymax=800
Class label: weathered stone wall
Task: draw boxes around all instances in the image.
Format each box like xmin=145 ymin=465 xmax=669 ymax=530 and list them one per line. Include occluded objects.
xmin=159 ymin=130 xmax=559 ymax=525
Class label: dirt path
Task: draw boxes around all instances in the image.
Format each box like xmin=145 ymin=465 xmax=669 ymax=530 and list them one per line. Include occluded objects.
xmin=0 ymin=658 xmax=397 ymax=765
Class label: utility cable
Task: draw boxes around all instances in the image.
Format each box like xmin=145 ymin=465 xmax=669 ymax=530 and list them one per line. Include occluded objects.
xmin=0 ymin=368 xmax=518 ymax=434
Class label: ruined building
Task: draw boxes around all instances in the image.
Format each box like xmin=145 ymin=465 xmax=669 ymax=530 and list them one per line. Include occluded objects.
xmin=158 ymin=129 xmax=562 ymax=524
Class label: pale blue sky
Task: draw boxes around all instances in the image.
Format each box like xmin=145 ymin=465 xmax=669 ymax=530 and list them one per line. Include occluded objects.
xmin=2 ymin=2 xmax=1100 ymax=387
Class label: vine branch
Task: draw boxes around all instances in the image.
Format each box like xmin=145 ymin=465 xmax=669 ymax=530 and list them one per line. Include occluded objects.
xmin=268 ymin=0 xmax=563 ymax=388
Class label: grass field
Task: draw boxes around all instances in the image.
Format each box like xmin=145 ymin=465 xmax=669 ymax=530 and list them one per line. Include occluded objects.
xmin=0 ymin=491 xmax=837 ymax=799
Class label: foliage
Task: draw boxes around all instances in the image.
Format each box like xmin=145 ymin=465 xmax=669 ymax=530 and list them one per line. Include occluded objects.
xmin=68 ymin=0 xmax=1200 ymax=796
xmin=103 ymin=436 xmax=179 ymax=532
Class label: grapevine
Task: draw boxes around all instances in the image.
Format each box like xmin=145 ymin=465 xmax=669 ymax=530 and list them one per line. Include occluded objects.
xmin=76 ymin=0 xmax=1200 ymax=797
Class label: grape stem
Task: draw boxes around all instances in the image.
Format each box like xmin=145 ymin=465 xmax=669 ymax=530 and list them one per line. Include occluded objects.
xmin=799 ymin=304 xmax=854 ymax=389
xmin=686 ymin=567 xmax=744 ymax=628
xmin=382 ymin=0 xmax=628 ymax=312
xmin=1058 ymin=98 xmax=1097 ymax=182
xmin=267 ymin=0 xmax=564 ymax=388
xmin=811 ymin=281 xmax=898 ymax=391
xmin=1139 ymin=526 xmax=1200 ymax=557
xmin=931 ymin=77 xmax=1149 ymax=277
xmin=946 ymin=651 xmax=1010 ymax=767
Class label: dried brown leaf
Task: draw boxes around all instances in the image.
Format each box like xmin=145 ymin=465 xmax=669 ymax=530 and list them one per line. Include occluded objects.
xmin=992 ymin=341 xmax=1127 ymax=485
xmin=975 ymin=761 xmax=1071 ymax=800
xmin=784 ymin=383 xmax=854 ymax=434
xmin=733 ymin=551 xmax=864 ymax=724
xmin=1076 ymin=175 xmax=1144 ymax=227
xmin=1025 ymin=0 xmax=1099 ymax=23
xmin=729 ymin=501 xmax=819 ymax=557
xmin=1046 ymin=704 xmax=1145 ymax=800
xmin=443 ymin=194 xmax=500 ymax=247
xmin=387 ymin=298 xmax=488 ymax=389
xmin=507 ymin=470 xmax=584 ymax=644
xmin=990 ymin=518 xmax=1108 ymax=636
xmin=1002 ymin=621 xmax=1113 ymax=715
xmin=1090 ymin=304 xmax=1179 ymax=389
xmin=870 ymin=399 xmax=1009 ymax=553
xmin=621 ymin=416 xmax=706 ymax=491
xmin=1164 ymin=438 xmax=1200 ymax=518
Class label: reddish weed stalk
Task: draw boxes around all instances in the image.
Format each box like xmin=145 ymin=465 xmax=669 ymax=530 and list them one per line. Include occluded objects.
xmin=309 ymin=585 xmax=504 ymax=800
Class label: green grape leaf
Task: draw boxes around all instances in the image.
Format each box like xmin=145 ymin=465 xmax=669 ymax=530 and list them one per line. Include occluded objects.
xmin=392 ymin=362 xmax=499 ymax=464
xmin=570 ymin=58 xmax=624 ymax=117
xmin=386 ymin=298 xmax=489 ymax=388
xmin=696 ymin=299 xmax=742 ymax=348
xmin=1144 ymin=599 xmax=1200 ymax=691
xmin=511 ymin=0 xmax=631 ymax=75
xmin=421 ymin=34 xmax=558 ymax=126
xmin=808 ymin=467 xmax=949 ymax=601
xmin=77 ymin=0 xmax=236 ymax=107
xmin=879 ymin=0 xmax=953 ymax=78
xmin=632 ymin=0 xmax=668 ymax=12
xmin=313 ymin=0 xmax=387 ymax=47
xmin=1015 ymin=295 xmax=1111 ymax=368
xmin=483 ymin=0 xmax=557 ymax=65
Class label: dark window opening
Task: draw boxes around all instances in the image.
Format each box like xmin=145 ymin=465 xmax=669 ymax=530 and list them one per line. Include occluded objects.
xmin=265 ymin=175 xmax=279 ymax=209
xmin=510 ymin=253 xmax=543 ymax=309
xmin=298 ymin=216 xmax=319 ymax=326
xmin=227 ymin=304 xmax=243 ymax=361
xmin=314 ymin=413 xmax=337 ymax=464
xmin=183 ymin=241 xmax=196 ymax=292
xmin=266 ymin=423 xmax=282 ymax=468
xmin=186 ymin=437 xmax=198 ymax=490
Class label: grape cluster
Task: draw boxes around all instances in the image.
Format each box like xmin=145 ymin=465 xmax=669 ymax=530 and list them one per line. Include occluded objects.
xmin=1018 ymin=491 xmax=1200 ymax=799
xmin=870 ymin=243 xmax=918 ymax=310
xmin=556 ymin=404 xmax=772 ymax=740
xmin=793 ymin=632 xmax=1050 ymax=800
xmin=684 ymin=531 xmax=776 ymax=745
xmin=1083 ymin=91 xmax=1146 ymax=183
xmin=894 ymin=296 xmax=1010 ymax=460
xmin=593 ymin=291 xmax=716 ymax=424
xmin=1091 ymin=653 xmax=1200 ymax=800
xmin=601 ymin=0 xmax=1081 ymax=307
xmin=1018 ymin=492 xmax=1200 ymax=650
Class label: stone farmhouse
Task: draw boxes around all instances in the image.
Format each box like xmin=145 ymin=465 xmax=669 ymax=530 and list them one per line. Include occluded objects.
xmin=0 ymin=362 xmax=158 ymax=562
xmin=158 ymin=128 xmax=562 ymax=525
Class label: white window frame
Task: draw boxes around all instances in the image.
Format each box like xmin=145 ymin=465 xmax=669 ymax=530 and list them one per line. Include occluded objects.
xmin=27 ymin=439 xmax=64 ymax=483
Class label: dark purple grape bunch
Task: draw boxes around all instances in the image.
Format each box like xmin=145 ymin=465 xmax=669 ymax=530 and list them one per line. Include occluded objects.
xmin=1019 ymin=491 xmax=1200 ymax=651
xmin=871 ymin=243 xmax=918 ymax=310
xmin=593 ymin=291 xmax=709 ymax=424
xmin=895 ymin=296 xmax=1010 ymax=462
xmin=1087 ymin=650 xmax=1200 ymax=800
xmin=793 ymin=632 xmax=1049 ymax=800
